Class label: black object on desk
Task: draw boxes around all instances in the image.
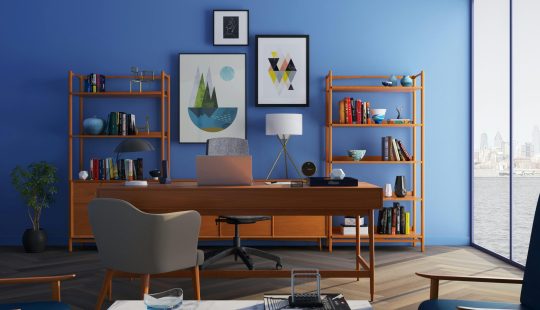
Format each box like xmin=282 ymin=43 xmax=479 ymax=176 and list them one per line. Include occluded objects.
xmin=308 ymin=177 xmax=359 ymax=187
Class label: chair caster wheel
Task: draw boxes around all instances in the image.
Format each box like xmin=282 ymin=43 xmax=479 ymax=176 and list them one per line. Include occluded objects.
xmin=276 ymin=263 xmax=283 ymax=270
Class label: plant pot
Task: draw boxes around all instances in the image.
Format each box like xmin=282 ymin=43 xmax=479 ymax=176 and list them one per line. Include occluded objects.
xmin=22 ymin=229 xmax=47 ymax=253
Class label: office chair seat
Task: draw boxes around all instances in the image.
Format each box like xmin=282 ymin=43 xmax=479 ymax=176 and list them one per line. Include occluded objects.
xmin=419 ymin=299 xmax=524 ymax=310
xmin=221 ymin=215 xmax=271 ymax=224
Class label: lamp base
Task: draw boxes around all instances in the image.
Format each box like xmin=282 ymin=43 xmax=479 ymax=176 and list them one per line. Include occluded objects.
xmin=266 ymin=135 xmax=302 ymax=180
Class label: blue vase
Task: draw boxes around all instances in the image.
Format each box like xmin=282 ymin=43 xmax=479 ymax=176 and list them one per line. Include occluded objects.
xmin=389 ymin=75 xmax=398 ymax=87
xmin=400 ymin=75 xmax=413 ymax=87
xmin=83 ymin=116 xmax=104 ymax=135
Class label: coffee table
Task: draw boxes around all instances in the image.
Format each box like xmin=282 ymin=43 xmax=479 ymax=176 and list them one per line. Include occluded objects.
xmin=108 ymin=299 xmax=373 ymax=309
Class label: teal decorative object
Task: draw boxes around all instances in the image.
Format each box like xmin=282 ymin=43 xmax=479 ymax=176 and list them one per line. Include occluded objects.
xmin=389 ymin=75 xmax=398 ymax=87
xmin=348 ymin=149 xmax=366 ymax=161
xmin=400 ymin=75 xmax=413 ymax=87
xmin=83 ymin=116 xmax=104 ymax=135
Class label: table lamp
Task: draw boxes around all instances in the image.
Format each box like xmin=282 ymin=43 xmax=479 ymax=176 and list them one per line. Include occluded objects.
xmin=265 ymin=113 xmax=303 ymax=179
xmin=114 ymin=139 xmax=155 ymax=161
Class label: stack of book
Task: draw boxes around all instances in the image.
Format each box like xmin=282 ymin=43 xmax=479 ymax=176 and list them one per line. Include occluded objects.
xmin=378 ymin=203 xmax=410 ymax=235
xmin=106 ymin=112 xmax=137 ymax=135
xmin=381 ymin=136 xmax=412 ymax=161
xmin=89 ymin=158 xmax=143 ymax=181
xmin=85 ymin=73 xmax=106 ymax=93
xmin=338 ymin=216 xmax=368 ymax=235
xmin=337 ymin=97 xmax=372 ymax=124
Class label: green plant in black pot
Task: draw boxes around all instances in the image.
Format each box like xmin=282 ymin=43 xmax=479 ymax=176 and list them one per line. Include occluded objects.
xmin=11 ymin=161 xmax=58 ymax=253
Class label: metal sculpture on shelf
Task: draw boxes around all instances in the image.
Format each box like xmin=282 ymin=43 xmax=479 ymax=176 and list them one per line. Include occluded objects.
xmin=130 ymin=66 xmax=155 ymax=92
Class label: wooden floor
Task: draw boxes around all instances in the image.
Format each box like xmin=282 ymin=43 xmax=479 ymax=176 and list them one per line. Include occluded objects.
xmin=0 ymin=245 xmax=523 ymax=309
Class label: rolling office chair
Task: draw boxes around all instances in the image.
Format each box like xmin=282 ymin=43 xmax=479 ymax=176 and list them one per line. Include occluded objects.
xmin=201 ymin=137 xmax=282 ymax=270
xmin=416 ymin=193 xmax=540 ymax=310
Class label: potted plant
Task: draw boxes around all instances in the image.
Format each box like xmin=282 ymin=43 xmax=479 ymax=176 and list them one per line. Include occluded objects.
xmin=11 ymin=161 xmax=58 ymax=253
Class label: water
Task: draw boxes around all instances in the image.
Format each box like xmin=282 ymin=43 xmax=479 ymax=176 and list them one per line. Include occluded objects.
xmin=473 ymin=176 xmax=540 ymax=265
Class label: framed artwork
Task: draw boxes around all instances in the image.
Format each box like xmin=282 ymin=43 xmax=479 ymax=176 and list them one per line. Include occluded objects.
xmin=256 ymin=35 xmax=309 ymax=107
xmin=179 ymin=53 xmax=246 ymax=143
xmin=213 ymin=10 xmax=249 ymax=46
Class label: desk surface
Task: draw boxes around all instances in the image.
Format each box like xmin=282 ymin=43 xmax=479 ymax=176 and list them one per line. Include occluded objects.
xmin=97 ymin=181 xmax=383 ymax=216
xmin=108 ymin=299 xmax=373 ymax=310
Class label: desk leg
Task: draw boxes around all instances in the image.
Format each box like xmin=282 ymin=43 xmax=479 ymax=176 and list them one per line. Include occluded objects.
xmin=369 ymin=209 xmax=375 ymax=302
xmin=355 ymin=215 xmax=360 ymax=281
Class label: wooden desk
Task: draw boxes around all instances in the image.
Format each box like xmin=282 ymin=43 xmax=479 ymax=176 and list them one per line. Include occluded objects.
xmin=97 ymin=181 xmax=382 ymax=301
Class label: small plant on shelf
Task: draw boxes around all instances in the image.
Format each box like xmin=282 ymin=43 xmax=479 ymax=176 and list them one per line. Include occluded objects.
xmin=11 ymin=161 xmax=58 ymax=253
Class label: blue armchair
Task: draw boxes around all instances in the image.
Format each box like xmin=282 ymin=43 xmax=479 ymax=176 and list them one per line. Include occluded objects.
xmin=0 ymin=274 xmax=75 ymax=310
xmin=417 ymin=194 xmax=540 ymax=310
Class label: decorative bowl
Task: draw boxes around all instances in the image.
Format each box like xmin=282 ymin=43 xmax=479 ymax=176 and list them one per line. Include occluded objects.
xmin=144 ymin=288 xmax=183 ymax=309
xmin=348 ymin=149 xmax=366 ymax=161
xmin=149 ymin=169 xmax=161 ymax=179
xmin=370 ymin=108 xmax=387 ymax=124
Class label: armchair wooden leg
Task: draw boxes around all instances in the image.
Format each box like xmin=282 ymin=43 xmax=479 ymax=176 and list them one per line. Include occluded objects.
xmin=141 ymin=274 xmax=150 ymax=298
xmin=107 ymin=278 xmax=112 ymax=301
xmin=96 ymin=269 xmax=114 ymax=310
xmin=429 ymin=278 xmax=439 ymax=300
xmin=192 ymin=266 xmax=201 ymax=300
xmin=51 ymin=280 xmax=61 ymax=301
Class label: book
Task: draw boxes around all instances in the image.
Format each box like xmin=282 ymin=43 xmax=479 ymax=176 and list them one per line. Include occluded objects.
xmin=339 ymin=101 xmax=345 ymax=124
xmin=355 ymin=99 xmax=361 ymax=124
xmin=391 ymin=138 xmax=401 ymax=161
xmin=400 ymin=206 xmax=406 ymax=234
xmin=350 ymin=98 xmax=356 ymax=123
xmin=346 ymin=98 xmax=352 ymax=124
xmin=405 ymin=212 xmax=410 ymax=234
xmin=382 ymin=136 xmax=390 ymax=161
xmin=396 ymin=140 xmax=412 ymax=161
xmin=339 ymin=225 xmax=368 ymax=235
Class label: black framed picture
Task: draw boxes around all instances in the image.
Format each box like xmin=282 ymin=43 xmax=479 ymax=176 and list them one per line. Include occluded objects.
xmin=179 ymin=53 xmax=247 ymax=143
xmin=256 ymin=35 xmax=309 ymax=107
xmin=213 ymin=10 xmax=249 ymax=46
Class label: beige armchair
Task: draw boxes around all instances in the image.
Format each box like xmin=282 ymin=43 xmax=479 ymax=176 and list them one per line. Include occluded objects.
xmin=88 ymin=198 xmax=203 ymax=310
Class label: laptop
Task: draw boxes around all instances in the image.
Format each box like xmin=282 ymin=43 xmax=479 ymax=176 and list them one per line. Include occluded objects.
xmin=196 ymin=155 xmax=253 ymax=186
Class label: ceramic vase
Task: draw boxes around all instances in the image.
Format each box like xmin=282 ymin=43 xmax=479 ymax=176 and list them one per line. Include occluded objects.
xmin=384 ymin=184 xmax=393 ymax=197
xmin=400 ymin=75 xmax=413 ymax=87
xmin=394 ymin=176 xmax=407 ymax=197
xmin=389 ymin=75 xmax=398 ymax=87
xmin=83 ymin=116 xmax=104 ymax=135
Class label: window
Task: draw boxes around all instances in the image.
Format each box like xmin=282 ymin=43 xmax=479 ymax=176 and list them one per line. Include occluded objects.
xmin=473 ymin=0 xmax=540 ymax=266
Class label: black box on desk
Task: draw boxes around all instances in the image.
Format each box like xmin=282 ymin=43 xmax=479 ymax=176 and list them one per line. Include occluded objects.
xmin=308 ymin=177 xmax=358 ymax=187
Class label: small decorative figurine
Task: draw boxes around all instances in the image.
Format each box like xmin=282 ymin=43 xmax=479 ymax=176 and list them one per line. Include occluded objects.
xmin=382 ymin=81 xmax=393 ymax=87
xmin=78 ymin=170 xmax=89 ymax=180
xmin=130 ymin=67 xmax=156 ymax=92
xmin=396 ymin=106 xmax=402 ymax=119
xmin=330 ymin=168 xmax=346 ymax=180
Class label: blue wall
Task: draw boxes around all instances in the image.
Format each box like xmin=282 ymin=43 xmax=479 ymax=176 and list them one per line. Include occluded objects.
xmin=0 ymin=0 xmax=470 ymax=246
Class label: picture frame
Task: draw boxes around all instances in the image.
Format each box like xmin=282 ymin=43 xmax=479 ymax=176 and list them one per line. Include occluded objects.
xmin=256 ymin=35 xmax=309 ymax=107
xmin=179 ymin=53 xmax=246 ymax=143
xmin=213 ymin=10 xmax=249 ymax=46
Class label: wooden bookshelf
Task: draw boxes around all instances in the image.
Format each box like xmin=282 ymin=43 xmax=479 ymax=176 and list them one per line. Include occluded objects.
xmin=325 ymin=71 xmax=425 ymax=252
xmin=67 ymin=70 xmax=171 ymax=252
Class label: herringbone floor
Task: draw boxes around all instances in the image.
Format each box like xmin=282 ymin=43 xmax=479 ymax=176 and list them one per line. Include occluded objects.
xmin=0 ymin=245 xmax=523 ymax=309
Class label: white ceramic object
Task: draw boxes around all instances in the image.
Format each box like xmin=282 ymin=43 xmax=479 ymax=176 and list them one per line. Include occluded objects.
xmin=78 ymin=170 xmax=89 ymax=180
xmin=330 ymin=168 xmax=346 ymax=180
xmin=384 ymin=184 xmax=393 ymax=197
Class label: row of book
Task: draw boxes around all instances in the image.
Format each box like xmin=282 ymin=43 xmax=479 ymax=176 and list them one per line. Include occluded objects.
xmin=378 ymin=203 xmax=410 ymax=235
xmin=106 ymin=112 xmax=138 ymax=136
xmin=338 ymin=97 xmax=373 ymax=124
xmin=89 ymin=158 xmax=144 ymax=181
xmin=382 ymin=136 xmax=412 ymax=161
xmin=85 ymin=73 xmax=106 ymax=93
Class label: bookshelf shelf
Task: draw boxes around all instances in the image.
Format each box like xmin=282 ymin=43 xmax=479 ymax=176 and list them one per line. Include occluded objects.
xmin=331 ymin=123 xmax=422 ymax=128
xmin=68 ymin=70 xmax=171 ymax=252
xmin=331 ymin=156 xmax=420 ymax=164
xmin=330 ymin=85 xmax=421 ymax=93
xmin=71 ymin=132 xmax=167 ymax=139
xmin=325 ymin=70 xmax=425 ymax=252
xmin=71 ymin=91 xmax=168 ymax=98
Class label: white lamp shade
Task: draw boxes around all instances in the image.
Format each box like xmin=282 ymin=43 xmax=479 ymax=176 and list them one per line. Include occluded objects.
xmin=265 ymin=113 xmax=303 ymax=136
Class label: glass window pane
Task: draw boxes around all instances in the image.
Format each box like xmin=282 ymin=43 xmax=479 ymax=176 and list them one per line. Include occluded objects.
xmin=511 ymin=0 xmax=540 ymax=265
xmin=473 ymin=0 xmax=510 ymax=258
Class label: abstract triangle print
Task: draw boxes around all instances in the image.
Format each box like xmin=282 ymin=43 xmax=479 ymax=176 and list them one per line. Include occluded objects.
xmin=267 ymin=51 xmax=297 ymax=94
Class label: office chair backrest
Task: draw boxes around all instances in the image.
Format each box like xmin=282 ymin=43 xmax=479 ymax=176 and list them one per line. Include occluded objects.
xmin=206 ymin=137 xmax=249 ymax=156
xmin=521 ymin=194 xmax=540 ymax=308
xmin=88 ymin=198 xmax=201 ymax=274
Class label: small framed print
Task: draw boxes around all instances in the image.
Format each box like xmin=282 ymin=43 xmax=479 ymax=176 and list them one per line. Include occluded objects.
xmin=213 ymin=10 xmax=249 ymax=46
xmin=256 ymin=35 xmax=309 ymax=107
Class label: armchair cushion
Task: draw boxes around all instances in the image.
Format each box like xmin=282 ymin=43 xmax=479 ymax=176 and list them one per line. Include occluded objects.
xmin=419 ymin=299 xmax=525 ymax=310
xmin=0 ymin=301 xmax=70 ymax=310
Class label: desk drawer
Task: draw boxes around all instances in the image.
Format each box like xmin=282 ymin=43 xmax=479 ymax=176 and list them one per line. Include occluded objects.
xmin=274 ymin=216 xmax=326 ymax=237
xmin=200 ymin=216 xmax=219 ymax=237
xmin=72 ymin=182 xmax=100 ymax=236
